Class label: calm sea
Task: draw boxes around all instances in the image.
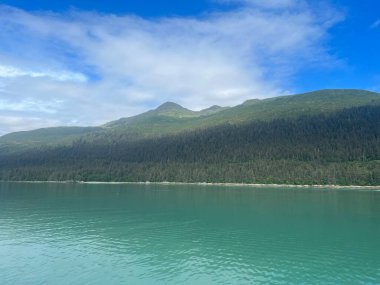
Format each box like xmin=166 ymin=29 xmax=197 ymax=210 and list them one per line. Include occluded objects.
xmin=0 ymin=182 xmax=379 ymax=284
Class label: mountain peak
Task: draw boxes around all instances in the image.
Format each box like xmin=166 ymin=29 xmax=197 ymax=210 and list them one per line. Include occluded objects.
xmin=156 ymin=102 xmax=184 ymax=111
xmin=204 ymin=105 xmax=222 ymax=111
xmin=154 ymin=101 xmax=196 ymax=118
xmin=242 ymin=99 xmax=261 ymax=106
xmin=198 ymin=105 xmax=228 ymax=116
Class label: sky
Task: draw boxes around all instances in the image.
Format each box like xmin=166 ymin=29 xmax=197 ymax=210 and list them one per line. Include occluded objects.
xmin=0 ymin=0 xmax=379 ymax=135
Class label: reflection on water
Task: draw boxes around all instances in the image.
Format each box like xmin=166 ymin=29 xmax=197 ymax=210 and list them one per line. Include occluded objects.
xmin=0 ymin=182 xmax=379 ymax=284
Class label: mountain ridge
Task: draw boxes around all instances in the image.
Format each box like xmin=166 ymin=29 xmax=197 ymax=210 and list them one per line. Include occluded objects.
xmin=1 ymin=103 xmax=379 ymax=185
xmin=1 ymin=89 xmax=379 ymax=153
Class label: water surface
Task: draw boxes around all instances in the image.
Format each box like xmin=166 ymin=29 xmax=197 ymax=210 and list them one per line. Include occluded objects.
xmin=0 ymin=182 xmax=379 ymax=284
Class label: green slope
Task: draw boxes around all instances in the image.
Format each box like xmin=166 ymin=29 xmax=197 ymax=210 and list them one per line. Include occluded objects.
xmin=1 ymin=105 xmax=379 ymax=185
xmin=0 ymin=127 xmax=101 ymax=153
xmin=103 ymin=101 xmax=228 ymax=129
xmin=1 ymin=89 xmax=379 ymax=152
xmin=104 ymin=102 xmax=199 ymax=128
xmin=196 ymin=89 xmax=380 ymax=125
xmin=97 ymin=89 xmax=380 ymax=140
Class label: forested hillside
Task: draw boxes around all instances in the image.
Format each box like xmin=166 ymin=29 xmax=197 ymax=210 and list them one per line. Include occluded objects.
xmin=1 ymin=104 xmax=379 ymax=185
xmin=1 ymin=89 xmax=379 ymax=153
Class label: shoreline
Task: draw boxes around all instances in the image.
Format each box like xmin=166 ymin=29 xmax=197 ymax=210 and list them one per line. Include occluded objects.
xmin=2 ymin=180 xmax=380 ymax=190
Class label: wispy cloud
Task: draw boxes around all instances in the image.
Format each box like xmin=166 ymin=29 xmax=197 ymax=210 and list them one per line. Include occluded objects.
xmin=0 ymin=1 xmax=343 ymax=134
xmin=0 ymin=115 xmax=61 ymax=136
xmin=370 ymin=19 xmax=380 ymax=29
xmin=216 ymin=0 xmax=301 ymax=9
xmin=0 ymin=65 xmax=87 ymax=82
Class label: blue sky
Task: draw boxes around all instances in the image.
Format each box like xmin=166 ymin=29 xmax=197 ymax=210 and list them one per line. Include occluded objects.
xmin=0 ymin=0 xmax=379 ymax=134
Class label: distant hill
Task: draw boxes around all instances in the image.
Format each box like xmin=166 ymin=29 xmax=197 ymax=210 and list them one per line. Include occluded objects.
xmin=101 ymin=89 xmax=380 ymax=141
xmin=1 ymin=89 xmax=379 ymax=153
xmin=0 ymin=127 xmax=101 ymax=154
xmin=0 ymin=89 xmax=379 ymax=186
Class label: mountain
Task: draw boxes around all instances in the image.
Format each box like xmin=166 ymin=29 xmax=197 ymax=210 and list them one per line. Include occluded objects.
xmin=198 ymin=105 xmax=228 ymax=116
xmin=0 ymin=89 xmax=379 ymax=186
xmin=102 ymin=89 xmax=380 ymax=139
xmin=1 ymin=89 xmax=379 ymax=153
xmin=104 ymin=101 xmax=203 ymax=128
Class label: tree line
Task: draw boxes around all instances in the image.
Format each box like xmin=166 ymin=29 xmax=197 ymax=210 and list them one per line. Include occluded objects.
xmin=0 ymin=105 xmax=379 ymax=185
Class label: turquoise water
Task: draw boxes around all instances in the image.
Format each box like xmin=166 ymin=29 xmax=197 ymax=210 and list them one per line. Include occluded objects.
xmin=0 ymin=183 xmax=379 ymax=284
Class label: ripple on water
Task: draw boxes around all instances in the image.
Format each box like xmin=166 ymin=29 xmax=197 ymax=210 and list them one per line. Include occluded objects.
xmin=0 ymin=183 xmax=379 ymax=284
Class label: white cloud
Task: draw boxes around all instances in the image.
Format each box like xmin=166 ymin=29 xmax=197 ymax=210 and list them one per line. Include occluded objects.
xmin=0 ymin=115 xmax=61 ymax=136
xmin=0 ymin=2 xmax=343 ymax=135
xmin=0 ymin=65 xmax=87 ymax=82
xmin=0 ymin=98 xmax=62 ymax=114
